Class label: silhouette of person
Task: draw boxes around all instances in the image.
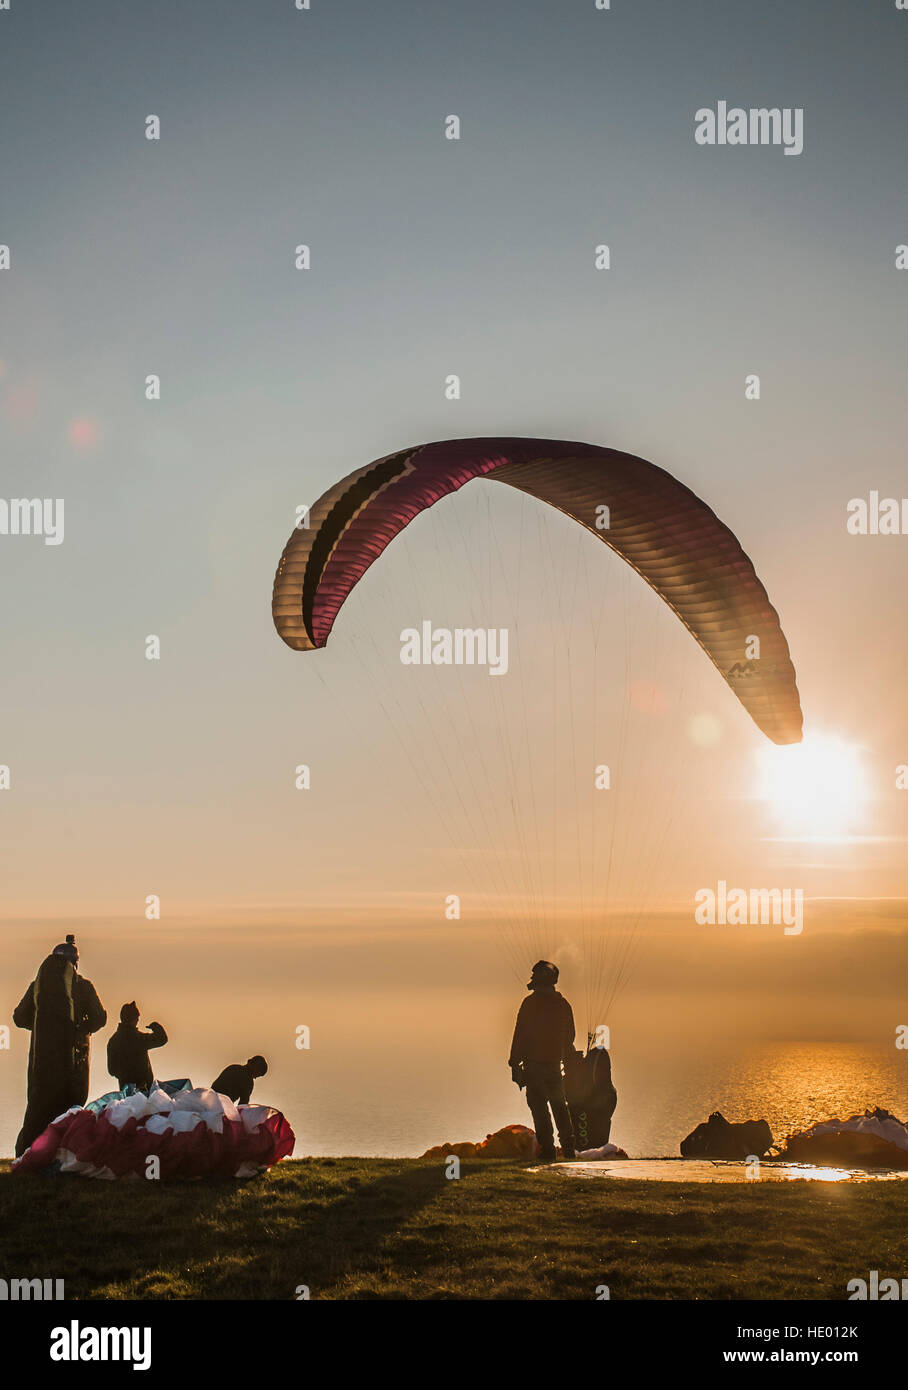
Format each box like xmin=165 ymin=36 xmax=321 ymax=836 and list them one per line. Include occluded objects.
xmin=107 ymin=1002 xmax=168 ymax=1091
xmin=508 ymin=960 xmax=578 ymax=1162
xmin=211 ymin=1055 xmax=268 ymax=1105
xmin=13 ymin=935 xmax=106 ymax=1156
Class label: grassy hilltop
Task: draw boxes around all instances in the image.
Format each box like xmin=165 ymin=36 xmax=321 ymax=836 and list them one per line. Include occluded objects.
xmin=1 ymin=1157 xmax=904 ymax=1300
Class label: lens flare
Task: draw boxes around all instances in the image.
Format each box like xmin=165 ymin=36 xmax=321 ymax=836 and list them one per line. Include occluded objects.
xmin=688 ymin=712 xmax=722 ymax=746
xmin=67 ymin=416 xmax=101 ymax=449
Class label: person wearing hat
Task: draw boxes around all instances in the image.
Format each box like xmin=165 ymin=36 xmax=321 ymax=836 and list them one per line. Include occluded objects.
xmin=211 ymin=1055 xmax=268 ymax=1106
xmin=12 ymin=935 xmax=107 ymax=1156
xmin=508 ymin=960 xmax=578 ymax=1163
xmin=107 ymin=1002 xmax=168 ymax=1092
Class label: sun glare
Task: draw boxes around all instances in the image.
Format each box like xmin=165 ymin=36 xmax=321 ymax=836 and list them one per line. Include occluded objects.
xmin=757 ymin=733 xmax=870 ymax=840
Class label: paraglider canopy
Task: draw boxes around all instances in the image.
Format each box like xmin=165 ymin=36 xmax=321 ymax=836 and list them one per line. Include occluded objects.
xmin=272 ymin=437 xmax=802 ymax=745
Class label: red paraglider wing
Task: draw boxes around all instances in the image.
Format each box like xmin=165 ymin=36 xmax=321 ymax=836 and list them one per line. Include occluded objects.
xmin=272 ymin=438 xmax=802 ymax=745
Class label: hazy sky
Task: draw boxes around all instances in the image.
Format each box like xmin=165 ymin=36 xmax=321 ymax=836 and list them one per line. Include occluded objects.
xmin=2 ymin=1 xmax=907 ymax=1152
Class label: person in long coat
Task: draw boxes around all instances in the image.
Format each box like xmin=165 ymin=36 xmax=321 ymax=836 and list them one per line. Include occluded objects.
xmin=13 ymin=935 xmax=106 ymax=1156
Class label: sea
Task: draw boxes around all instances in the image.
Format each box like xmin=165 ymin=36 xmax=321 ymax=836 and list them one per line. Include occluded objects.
xmin=3 ymin=1032 xmax=905 ymax=1162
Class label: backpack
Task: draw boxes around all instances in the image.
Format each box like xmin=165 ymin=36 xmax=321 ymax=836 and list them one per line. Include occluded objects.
xmin=565 ymin=1049 xmax=618 ymax=1150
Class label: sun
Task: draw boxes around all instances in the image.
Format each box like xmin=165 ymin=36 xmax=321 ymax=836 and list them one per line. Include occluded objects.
xmin=757 ymin=732 xmax=870 ymax=840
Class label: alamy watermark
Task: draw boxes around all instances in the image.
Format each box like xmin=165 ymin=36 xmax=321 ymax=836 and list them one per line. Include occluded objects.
xmin=847 ymin=1270 xmax=908 ymax=1300
xmin=1 ymin=1276 xmax=64 ymax=1300
xmin=695 ymin=880 xmax=803 ymax=935
xmin=400 ymin=622 xmax=509 ymax=676
xmin=846 ymin=491 xmax=908 ymax=535
xmin=50 ymin=1321 xmax=151 ymax=1370
xmin=0 ymin=498 xmax=64 ymax=545
xmin=695 ymin=102 xmax=803 ymax=156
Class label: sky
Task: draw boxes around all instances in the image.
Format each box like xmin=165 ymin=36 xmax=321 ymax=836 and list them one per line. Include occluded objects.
xmin=1 ymin=0 xmax=907 ymax=1154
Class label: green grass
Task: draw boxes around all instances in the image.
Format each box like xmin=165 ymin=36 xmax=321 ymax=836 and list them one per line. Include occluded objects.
xmin=1 ymin=1157 xmax=904 ymax=1300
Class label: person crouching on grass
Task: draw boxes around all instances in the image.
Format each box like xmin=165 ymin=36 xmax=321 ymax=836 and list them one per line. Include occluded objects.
xmin=508 ymin=960 xmax=578 ymax=1163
